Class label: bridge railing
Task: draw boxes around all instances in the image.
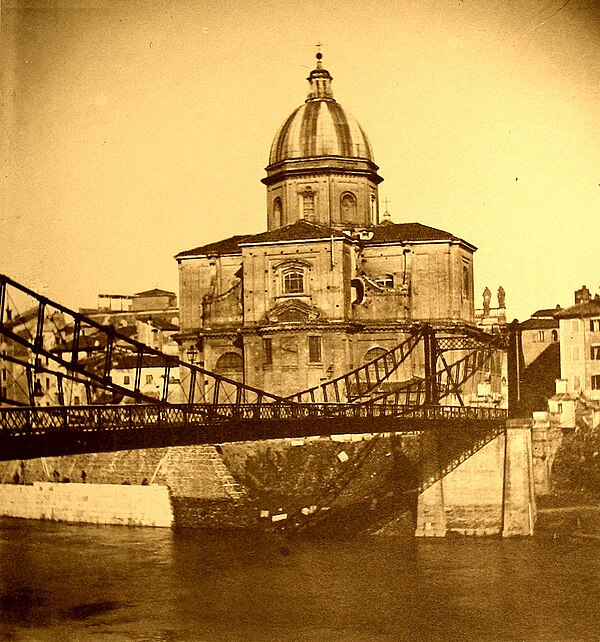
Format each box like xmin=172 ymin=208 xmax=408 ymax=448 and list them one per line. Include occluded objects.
xmin=0 ymin=402 xmax=508 ymax=434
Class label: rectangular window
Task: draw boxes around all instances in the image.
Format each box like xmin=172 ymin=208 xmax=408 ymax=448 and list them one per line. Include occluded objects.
xmin=591 ymin=319 xmax=600 ymax=332
xmin=263 ymin=338 xmax=272 ymax=366
xmin=533 ymin=331 xmax=545 ymax=343
xmin=592 ymin=375 xmax=600 ymax=390
xmin=572 ymin=346 xmax=580 ymax=361
xmin=124 ymin=375 xmax=131 ymax=385
xmin=571 ymin=319 xmax=580 ymax=333
xmin=591 ymin=346 xmax=600 ymax=360
xmin=574 ymin=375 xmax=581 ymax=390
xmin=145 ymin=374 xmax=153 ymax=385
xmin=308 ymin=336 xmax=322 ymax=363
xmin=557 ymin=403 xmax=563 ymax=414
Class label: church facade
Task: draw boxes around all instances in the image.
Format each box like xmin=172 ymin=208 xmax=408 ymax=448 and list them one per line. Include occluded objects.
xmin=175 ymin=55 xmax=476 ymax=397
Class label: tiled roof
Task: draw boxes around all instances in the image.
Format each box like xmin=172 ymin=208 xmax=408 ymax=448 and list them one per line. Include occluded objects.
xmin=519 ymin=318 xmax=558 ymax=330
xmin=366 ymin=221 xmax=473 ymax=246
xmin=555 ymin=301 xmax=600 ymax=319
xmin=176 ymin=234 xmax=252 ymax=258
xmin=531 ymin=307 xmax=562 ymax=318
xmin=240 ymin=220 xmax=342 ymax=245
xmin=176 ymin=220 xmax=473 ymax=258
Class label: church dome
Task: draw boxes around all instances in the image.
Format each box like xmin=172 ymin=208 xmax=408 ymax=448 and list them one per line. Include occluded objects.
xmin=268 ymin=55 xmax=374 ymax=166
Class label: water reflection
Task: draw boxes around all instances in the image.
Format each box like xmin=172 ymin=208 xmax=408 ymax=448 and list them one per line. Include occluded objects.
xmin=0 ymin=519 xmax=598 ymax=641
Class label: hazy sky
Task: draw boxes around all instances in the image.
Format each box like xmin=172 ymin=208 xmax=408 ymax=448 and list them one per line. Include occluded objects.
xmin=1 ymin=0 xmax=599 ymax=321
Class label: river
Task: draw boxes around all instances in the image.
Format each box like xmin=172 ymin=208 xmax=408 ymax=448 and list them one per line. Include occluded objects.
xmin=0 ymin=518 xmax=598 ymax=641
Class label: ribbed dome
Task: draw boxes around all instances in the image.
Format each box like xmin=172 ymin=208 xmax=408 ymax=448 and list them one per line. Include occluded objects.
xmin=268 ymin=56 xmax=374 ymax=166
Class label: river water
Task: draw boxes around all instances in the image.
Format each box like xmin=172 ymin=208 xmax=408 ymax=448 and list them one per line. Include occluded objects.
xmin=0 ymin=518 xmax=598 ymax=642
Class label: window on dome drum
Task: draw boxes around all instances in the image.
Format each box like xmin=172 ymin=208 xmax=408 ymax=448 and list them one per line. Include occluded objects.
xmin=341 ymin=192 xmax=357 ymax=221
xmin=302 ymin=189 xmax=315 ymax=220
xmin=308 ymin=336 xmax=322 ymax=363
xmin=590 ymin=345 xmax=600 ymax=360
xmin=592 ymin=375 xmax=600 ymax=391
xmin=283 ymin=269 xmax=304 ymax=295
xmin=375 ymin=274 xmax=394 ymax=289
xmin=263 ymin=338 xmax=273 ymax=366
xmin=534 ymin=331 xmax=545 ymax=343
xmin=551 ymin=330 xmax=559 ymax=342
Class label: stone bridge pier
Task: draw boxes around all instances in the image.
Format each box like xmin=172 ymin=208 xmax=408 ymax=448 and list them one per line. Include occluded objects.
xmin=414 ymin=419 xmax=536 ymax=537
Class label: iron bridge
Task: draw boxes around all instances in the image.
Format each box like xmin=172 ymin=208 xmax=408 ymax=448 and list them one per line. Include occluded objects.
xmin=0 ymin=274 xmax=522 ymax=460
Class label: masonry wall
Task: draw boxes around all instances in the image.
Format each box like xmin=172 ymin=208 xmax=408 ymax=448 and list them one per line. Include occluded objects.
xmin=0 ymin=482 xmax=173 ymax=527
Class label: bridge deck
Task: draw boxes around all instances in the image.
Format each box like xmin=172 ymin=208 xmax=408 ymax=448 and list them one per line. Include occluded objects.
xmin=0 ymin=403 xmax=507 ymax=460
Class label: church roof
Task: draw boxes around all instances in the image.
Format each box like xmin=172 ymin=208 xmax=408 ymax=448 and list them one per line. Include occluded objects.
xmin=240 ymin=220 xmax=343 ymax=245
xmin=175 ymin=234 xmax=252 ymax=259
xmin=366 ymin=221 xmax=476 ymax=249
xmin=176 ymin=219 xmax=474 ymax=259
xmin=268 ymin=54 xmax=374 ymax=166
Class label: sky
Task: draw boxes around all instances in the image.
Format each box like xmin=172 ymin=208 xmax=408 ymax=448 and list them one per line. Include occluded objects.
xmin=1 ymin=0 xmax=599 ymax=321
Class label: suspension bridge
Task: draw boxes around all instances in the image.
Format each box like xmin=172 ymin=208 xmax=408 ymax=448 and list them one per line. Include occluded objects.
xmin=0 ymin=274 xmax=521 ymax=461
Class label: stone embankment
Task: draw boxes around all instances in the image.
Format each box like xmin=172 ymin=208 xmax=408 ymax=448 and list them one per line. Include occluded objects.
xmin=0 ymin=435 xmax=419 ymax=534
xmin=534 ymin=415 xmax=600 ymax=539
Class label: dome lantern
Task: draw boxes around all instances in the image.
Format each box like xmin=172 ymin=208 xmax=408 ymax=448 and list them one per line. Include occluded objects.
xmin=306 ymin=53 xmax=334 ymax=101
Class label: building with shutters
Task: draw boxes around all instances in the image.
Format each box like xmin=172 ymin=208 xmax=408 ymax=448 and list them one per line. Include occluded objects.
xmin=556 ymin=286 xmax=600 ymax=398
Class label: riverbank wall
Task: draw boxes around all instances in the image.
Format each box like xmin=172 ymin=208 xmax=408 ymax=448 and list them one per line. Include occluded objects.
xmin=0 ymin=482 xmax=173 ymax=526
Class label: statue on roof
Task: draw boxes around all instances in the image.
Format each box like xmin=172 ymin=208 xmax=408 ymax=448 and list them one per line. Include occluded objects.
xmin=498 ymin=286 xmax=505 ymax=309
xmin=483 ymin=287 xmax=491 ymax=316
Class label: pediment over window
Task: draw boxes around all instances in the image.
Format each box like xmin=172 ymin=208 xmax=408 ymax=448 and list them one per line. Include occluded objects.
xmin=264 ymin=299 xmax=324 ymax=324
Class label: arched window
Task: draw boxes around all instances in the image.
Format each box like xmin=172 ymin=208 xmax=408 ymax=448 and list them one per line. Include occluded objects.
xmin=341 ymin=192 xmax=357 ymax=222
xmin=363 ymin=347 xmax=387 ymax=364
xmin=283 ymin=269 xmax=304 ymax=295
xmin=273 ymin=197 xmax=283 ymax=227
xmin=214 ymin=352 xmax=243 ymax=373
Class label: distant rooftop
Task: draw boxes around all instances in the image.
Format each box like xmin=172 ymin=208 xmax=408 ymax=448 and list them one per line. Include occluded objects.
xmin=134 ymin=288 xmax=176 ymax=298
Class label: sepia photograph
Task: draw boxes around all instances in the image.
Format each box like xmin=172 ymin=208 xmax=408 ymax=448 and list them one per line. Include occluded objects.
xmin=0 ymin=1 xmax=599 ymax=640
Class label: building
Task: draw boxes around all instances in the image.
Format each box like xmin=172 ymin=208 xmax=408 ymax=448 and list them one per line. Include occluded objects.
xmin=175 ymin=55 xmax=484 ymax=399
xmin=1 ymin=287 xmax=179 ymax=406
xmin=556 ymin=285 xmax=600 ymax=398
xmin=520 ymin=306 xmax=560 ymax=368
